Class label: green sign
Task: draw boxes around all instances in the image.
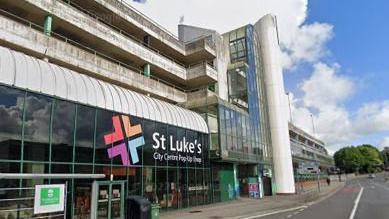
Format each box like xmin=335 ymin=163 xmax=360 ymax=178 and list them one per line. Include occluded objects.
xmin=40 ymin=187 xmax=60 ymax=206
xmin=34 ymin=184 xmax=65 ymax=214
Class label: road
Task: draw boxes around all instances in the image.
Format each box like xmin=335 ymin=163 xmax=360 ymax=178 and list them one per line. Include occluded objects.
xmin=257 ymin=174 xmax=389 ymax=219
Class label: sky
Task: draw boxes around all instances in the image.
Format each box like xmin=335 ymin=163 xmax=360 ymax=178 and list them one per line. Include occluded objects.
xmin=127 ymin=0 xmax=389 ymax=153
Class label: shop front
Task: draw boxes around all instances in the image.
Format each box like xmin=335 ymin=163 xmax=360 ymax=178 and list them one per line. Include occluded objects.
xmin=0 ymin=47 xmax=211 ymax=218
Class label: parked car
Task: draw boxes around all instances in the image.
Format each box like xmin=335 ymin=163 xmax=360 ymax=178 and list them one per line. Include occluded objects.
xmin=368 ymin=174 xmax=376 ymax=179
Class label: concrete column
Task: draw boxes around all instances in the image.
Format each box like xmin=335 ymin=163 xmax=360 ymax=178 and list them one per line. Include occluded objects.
xmin=143 ymin=63 xmax=151 ymax=77
xmin=255 ymin=14 xmax=295 ymax=194
xmin=44 ymin=15 xmax=53 ymax=36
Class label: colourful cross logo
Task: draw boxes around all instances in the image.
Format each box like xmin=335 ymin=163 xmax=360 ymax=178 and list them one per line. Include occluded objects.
xmin=104 ymin=115 xmax=145 ymax=166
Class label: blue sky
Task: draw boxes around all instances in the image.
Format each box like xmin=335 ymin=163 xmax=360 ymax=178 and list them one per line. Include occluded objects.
xmin=306 ymin=0 xmax=389 ymax=104
xmin=283 ymin=0 xmax=389 ymax=150
xmin=130 ymin=0 xmax=389 ymax=151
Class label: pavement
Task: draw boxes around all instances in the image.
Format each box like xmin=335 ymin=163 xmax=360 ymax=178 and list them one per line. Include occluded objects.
xmin=160 ymin=179 xmax=344 ymax=219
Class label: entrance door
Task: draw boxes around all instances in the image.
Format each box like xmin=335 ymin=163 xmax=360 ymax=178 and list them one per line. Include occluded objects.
xmin=91 ymin=181 xmax=125 ymax=219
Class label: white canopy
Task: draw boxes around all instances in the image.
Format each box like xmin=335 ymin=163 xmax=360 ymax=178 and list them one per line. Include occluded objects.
xmin=0 ymin=46 xmax=208 ymax=133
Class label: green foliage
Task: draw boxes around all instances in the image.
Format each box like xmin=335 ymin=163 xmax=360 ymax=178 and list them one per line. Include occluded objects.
xmin=333 ymin=144 xmax=384 ymax=173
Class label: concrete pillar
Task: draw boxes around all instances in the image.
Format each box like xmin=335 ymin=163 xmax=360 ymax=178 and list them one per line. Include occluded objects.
xmin=44 ymin=15 xmax=53 ymax=36
xmin=255 ymin=14 xmax=295 ymax=194
xmin=143 ymin=63 xmax=150 ymax=77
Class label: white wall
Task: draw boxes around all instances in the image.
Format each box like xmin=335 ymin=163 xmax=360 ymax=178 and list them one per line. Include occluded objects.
xmin=255 ymin=14 xmax=295 ymax=194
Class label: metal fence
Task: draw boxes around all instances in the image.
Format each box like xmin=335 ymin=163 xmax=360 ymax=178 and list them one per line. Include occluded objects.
xmin=0 ymin=186 xmax=66 ymax=219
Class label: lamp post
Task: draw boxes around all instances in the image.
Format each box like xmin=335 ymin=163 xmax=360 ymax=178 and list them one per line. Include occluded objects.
xmin=286 ymin=92 xmax=293 ymax=124
xmin=310 ymin=114 xmax=316 ymax=137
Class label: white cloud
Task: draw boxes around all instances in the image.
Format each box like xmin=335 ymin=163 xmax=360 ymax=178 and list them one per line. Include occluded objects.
xmin=301 ymin=62 xmax=355 ymax=109
xmin=290 ymin=63 xmax=389 ymax=150
xmin=282 ymin=23 xmax=334 ymax=69
xmin=379 ymin=137 xmax=389 ymax=148
xmin=354 ymin=101 xmax=389 ymax=135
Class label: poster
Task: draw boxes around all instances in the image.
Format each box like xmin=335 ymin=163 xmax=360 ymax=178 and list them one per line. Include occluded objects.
xmin=34 ymin=184 xmax=65 ymax=214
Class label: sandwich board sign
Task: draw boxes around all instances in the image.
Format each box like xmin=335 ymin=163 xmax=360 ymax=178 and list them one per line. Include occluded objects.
xmin=34 ymin=184 xmax=65 ymax=214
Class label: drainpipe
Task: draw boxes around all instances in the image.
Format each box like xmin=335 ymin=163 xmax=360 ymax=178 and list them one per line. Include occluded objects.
xmin=44 ymin=15 xmax=53 ymax=36
xmin=143 ymin=64 xmax=151 ymax=77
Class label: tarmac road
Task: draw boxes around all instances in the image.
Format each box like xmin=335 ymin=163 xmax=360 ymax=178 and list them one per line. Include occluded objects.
xmin=257 ymin=174 xmax=389 ymax=219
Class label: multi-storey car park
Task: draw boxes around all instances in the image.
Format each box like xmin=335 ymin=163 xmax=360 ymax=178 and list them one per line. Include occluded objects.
xmin=0 ymin=0 xmax=330 ymax=218
xmin=289 ymin=123 xmax=334 ymax=175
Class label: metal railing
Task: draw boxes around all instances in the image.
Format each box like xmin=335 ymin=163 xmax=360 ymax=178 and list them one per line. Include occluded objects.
xmin=60 ymin=0 xmax=188 ymax=67
xmin=0 ymin=8 xmax=191 ymax=93
xmin=0 ymin=187 xmax=65 ymax=219
xmin=116 ymin=0 xmax=180 ymax=40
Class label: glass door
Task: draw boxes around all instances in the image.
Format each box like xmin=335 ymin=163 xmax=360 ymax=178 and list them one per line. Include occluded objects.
xmin=92 ymin=181 xmax=125 ymax=219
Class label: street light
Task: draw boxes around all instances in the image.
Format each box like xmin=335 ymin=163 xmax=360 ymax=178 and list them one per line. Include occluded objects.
xmin=286 ymin=92 xmax=293 ymax=124
xmin=310 ymin=114 xmax=316 ymax=137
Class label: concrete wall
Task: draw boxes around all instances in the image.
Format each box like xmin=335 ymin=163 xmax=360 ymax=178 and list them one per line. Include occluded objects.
xmin=93 ymin=0 xmax=186 ymax=54
xmin=24 ymin=0 xmax=187 ymax=80
xmin=0 ymin=14 xmax=186 ymax=103
xmin=178 ymin=25 xmax=229 ymax=101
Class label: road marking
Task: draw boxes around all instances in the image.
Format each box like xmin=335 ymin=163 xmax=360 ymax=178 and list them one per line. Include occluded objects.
xmin=240 ymin=206 xmax=308 ymax=219
xmin=349 ymin=187 xmax=364 ymax=219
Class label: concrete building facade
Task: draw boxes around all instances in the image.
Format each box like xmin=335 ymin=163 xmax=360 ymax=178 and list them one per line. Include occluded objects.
xmin=289 ymin=123 xmax=334 ymax=175
xmin=0 ymin=0 xmax=295 ymax=218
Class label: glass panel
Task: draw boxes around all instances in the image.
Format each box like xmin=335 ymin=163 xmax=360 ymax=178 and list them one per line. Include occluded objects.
xmin=97 ymin=185 xmax=109 ymax=219
xmin=74 ymin=183 xmax=92 ymax=219
xmin=74 ymin=165 xmax=93 ymax=174
xmin=111 ymin=184 xmax=122 ymax=219
xmin=188 ymin=169 xmax=196 ymax=206
xmin=23 ymin=92 xmax=53 ymax=161
xmin=143 ymin=167 xmax=156 ymax=203
xmin=167 ymin=168 xmax=178 ymax=209
xmin=23 ymin=163 xmax=49 ymax=187
xmin=167 ymin=125 xmax=177 ymax=167
xmin=204 ymin=169 xmax=211 ymax=204
xmin=51 ymin=100 xmax=76 ymax=162
xmin=155 ymin=123 xmax=167 ymax=167
xmin=128 ymin=116 xmax=143 ymax=166
xmin=196 ymin=169 xmax=204 ymax=205
xmin=75 ymin=105 xmax=95 ymax=163
xmin=0 ymin=86 xmax=24 ymax=161
xmin=128 ymin=167 xmax=141 ymax=196
xmin=142 ymin=120 xmax=155 ymax=166
xmin=51 ymin=164 xmax=72 ymax=173
xmin=178 ymin=168 xmax=188 ymax=208
xmin=156 ymin=168 xmax=167 ymax=209
xmin=95 ymin=110 xmax=113 ymax=164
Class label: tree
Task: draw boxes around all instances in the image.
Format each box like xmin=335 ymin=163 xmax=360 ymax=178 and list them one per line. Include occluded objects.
xmin=334 ymin=144 xmax=384 ymax=174
xmin=334 ymin=146 xmax=364 ymax=173
xmin=357 ymin=144 xmax=384 ymax=173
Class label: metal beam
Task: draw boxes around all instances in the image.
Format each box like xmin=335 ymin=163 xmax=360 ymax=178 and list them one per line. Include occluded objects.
xmin=0 ymin=173 xmax=105 ymax=179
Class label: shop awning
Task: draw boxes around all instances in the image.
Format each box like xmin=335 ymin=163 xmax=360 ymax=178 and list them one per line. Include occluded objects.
xmin=0 ymin=46 xmax=208 ymax=133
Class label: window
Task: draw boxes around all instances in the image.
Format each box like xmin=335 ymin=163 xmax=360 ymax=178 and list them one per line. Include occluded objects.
xmin=23 ymin=92 xmax=53 ymax=161
xmin=142 ymin=119 xmax=156 ymax=166
xmin=167 ymin=125 xmax=177 ymax=167
xmin=0 ymin=86 xmax=24 ymax=160
xmin=95 ymin=109 xmax=113 ymax=164
xmin=75 ymin=105 xmax=96 ymax=163
xmin=229 ymin=28 xmax=247 ymax=63
xmin=51 ymin=100 xmax=76 ymax=162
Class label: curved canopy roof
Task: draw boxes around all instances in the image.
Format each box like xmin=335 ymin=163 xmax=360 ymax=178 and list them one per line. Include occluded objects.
xmin=0 ymin=46 xmax=208 ymax=133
